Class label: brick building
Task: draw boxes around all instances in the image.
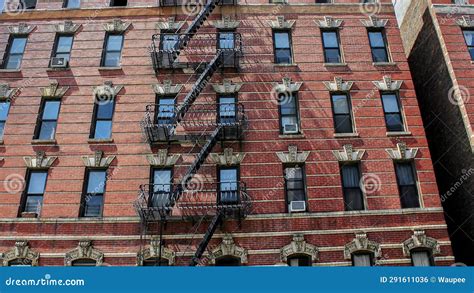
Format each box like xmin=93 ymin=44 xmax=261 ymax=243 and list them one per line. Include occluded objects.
xmin=395 ymin=0 xmax=474 ymax=265
xmin=0 ymin=0 xmax=455 ymax=266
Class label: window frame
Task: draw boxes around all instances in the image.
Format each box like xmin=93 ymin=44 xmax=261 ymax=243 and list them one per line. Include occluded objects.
xmin=217 ymin=29 xmax=236 ymax=50
xmin=19 ymin=169 xmax=48 ymax=216
xmin=330 ymin=92 xmax=355 ymax=134
xmin=33 ymin=98 xmax=61 ymax=140
xmin=89 ymin=96 xmax=116 ymax=139
xmin=380 ymin=91 xmax=406 ymax=132
xmin=287 ymin=254 xmax=312 ymax=266
xmin=462 ymin=29 xmax=474 ymax=60
xmin=110 ymin=0 xmax=127 ymax=6
xmin=394 ymin=161 xmax=421 ymax=209
xmin=367 ymin=28 xmax=390 ymax=63
xmin=63 ymin=0 xmax=81 ymax=8
xmin=321 ymin=29 xmax=342 ymax=64
xmin=278 ymin=91 xmax=301 ymax=135
xmin=154 ymin=95 xmax=176 ymax=125
xmin=217 ymin=165 xmax=240 ymax=205
xmin=0 ymin=100 xmax=11 ymax=140
xmin=410 ymin=248 xmax=435 ymax=267
xmin=217 ymin=94 xmax=237 ymax=124
xmin=215 ymin=256 xmax=241 ymax=266
xmin=339 ymin=163 xmax=365 ymax=211
xmin=50 ymin=33 xmax=74 ymax=66
xmin=150 ymin=167 xmax=173 ymax=208
xmin=2 ymin=35 xmax=27 ymax=70
xmin=159 ymin=30 xmax=179 ymax=52
xmin=79 ymin=168 xmax=107 ymax=217
xmin=272 ymin=29 xmax=293 ymax=64
xmin=351 ymin=252 xmax=374 ymax=266
xmin=100 ymin=33 xmax=124 ymax=67
xmin=283 ymin=164 xmax=308 ymax=212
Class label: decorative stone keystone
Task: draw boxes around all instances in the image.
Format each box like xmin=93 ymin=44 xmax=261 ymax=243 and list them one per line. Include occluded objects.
xmin=53 ymin=20 xmax=81 ymax=34
xmin=276 ymin=145 xmax=310 ymax=164
xmin=65 ymin=240 xmax=104 ymax=266
xmin=137 ymin=237 xmax=176 ymax=266
xmin=103 ymin=19 xmax=131 ymax=33
xmin=209 ymin=235 xmax=248 ymax=265
xmin=0 ymin=84 xmax=19 ymax=101
xmin=146 ymin=149 xmax=180 ymax=167
xmin=332 ymin=144 xmax=365 ymax=162
xmin=402 ymin=230 xmax=440 ymax=257
xmin=8 ymin=23 xmax=35 ymax=35
xmin=40 ymin=82 xmax=69 ymax=99
xmin=273 ymin=77 xmax=303 ymax=93
xmin=1 ymin=241 xmax=39 ymax=266
xmin=456 ymin=16 xmax=474 ymax=28
xmin=344 ymin=232 xmax=381 ymax=260
xmin=360 ymin=16 xmax=388 ymax=28
xmin=280 ymin=234 xmax=319 ymax=263
xmin=268 ymin=16 xmax=295 ymax=29
xmin=82 ymin=151 xmax=115 ymax=168
xmin=373 ymin=76 xmax=403 ymax=91
xmin=209 ymin=148 xmax=246 ymax=166
xmin=152 ymin=80 xmax=183 ymax=96
xmin=323 ymin=77 xmax=353 ymax=92
xmin=23 ymin=151 xmax=57 ymax=169
xmin=386 ymin=142 xmax=418 ymax=161
xmin=93 ymin=81 xmax=123 ymax=98
xmin=156 ymin=17 xmax=184 ymax=31
xmin=213 ymin=16 xmax=240 ymax=29
xmin=315 ymin=16 xmax=343 ymax=28
xmin=212 ymin=80 xmax=242 ymax=94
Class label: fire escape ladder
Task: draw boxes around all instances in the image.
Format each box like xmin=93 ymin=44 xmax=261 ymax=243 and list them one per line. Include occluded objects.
xmin=189 ymin=210 xmax=224 ymax=266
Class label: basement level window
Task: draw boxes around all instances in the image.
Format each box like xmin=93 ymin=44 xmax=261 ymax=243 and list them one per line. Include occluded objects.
xmin=110 ymin=0 xmax=127 ymax=6
xmin=22 ymin=0 xmax=36 ymax=9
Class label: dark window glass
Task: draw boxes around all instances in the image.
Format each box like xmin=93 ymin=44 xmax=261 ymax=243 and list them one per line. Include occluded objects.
xmin=381 ymin=93 xmax=404 ymax=132
xmin=368 ymin=30 xmax=389 ymax=62
xmin=340 ymin=164 xmax=364 ymax=211
xmin=279 ymin=92 xmax=300 ymax=134
xmin=71 ymin=259 xmax=97 ymax=266
xmin=110 ymin=0 xmax=127 ymax=6
xmin=331 ymin=94 xmax=353 ymax=133
xmin=0 ymin=101 xmax=11 ymax=139
xmin=160 ymin=33 xmax=179 ymax=51
xmin=155 ymin=97 xmax=175 ymax=125
xmin=151 ymin=169 xmax=172 ymax=208
xmin=219 ymin=32 xmax=235 ymax=49
xmin=91 ymin=98 xmax=115 ymax=139
xmin=322 ymin=30 xmax=341 ymax=63
xmin=8 ymin=259 xmax=33 ymax=266
xmin=35 ymin=100 xmax=60 ymax=140
xmin=3 ymin=37 xmax=27 ymax=70
xmin=273 ymin=31 xmax=292 ymax=64
xmin=215 ymin=256 xmax=241 ymax=266
xmin=316 ymin=0 xmax=330 ymax=2
xmin=101 ymin=34 xmax=123 ymax=67
xmin=288 ymin=255 xmax=311 ymax=266
xmin=143 ymin=257 xmax=169 ymax=266
xmin=23 ymin=0 xmax=36 ymax=9
xmin=81 ymin=170 xmax=106 ymax=217
xmin=22 ymin=171 xmax=47 ymax=214
xmin=352 ymin=253 xmax=373 ymax=266
xmin=463 ymin=30 xmax=474 ymax=60
xmin=52 ymin=35 xmax=73 ymax=63
xmin=284 ymin=165 xmax=306 ymax=207
xmin=219 ymin=167 xmax=238 ymax=204
xmin=218 ymin=95 xmax=236 ymax=124
xmin=411 ymin=250 xmax=433 ymax=266
xmin=395 ymin=162 xmax=420 ymax=208
xmin=63 ymin=0 xmax=80 ymax=8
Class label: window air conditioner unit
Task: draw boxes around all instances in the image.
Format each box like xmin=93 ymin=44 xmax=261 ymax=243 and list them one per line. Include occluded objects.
xmin=284 ymin=124 xmax=298 ymax=134
xmin=50 ymin=57 xmax=68 ymax=68
xmin=289 ymin=201 xmax=306 ymax=213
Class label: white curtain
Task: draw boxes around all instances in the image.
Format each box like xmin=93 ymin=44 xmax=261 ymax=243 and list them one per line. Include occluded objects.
xmin=353 ymin=254 xmax=372 ymax=266
xmin=412 ymin=251 xmax=431 ymax=266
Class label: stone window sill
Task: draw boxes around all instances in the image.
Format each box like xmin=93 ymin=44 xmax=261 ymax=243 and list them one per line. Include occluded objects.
xmin=274 ymin=63 xmax=298 ymax=67
xmin=334 ymin=133 xmax=359 ymax=138
xmin=373 ymin=62 xmax=397 ymax=66
xmin=279 ymin=133 xmax=305 ymax=139
xmin=324 ymin=63 xmax=347 ymax=67
xmin=88 ymin=138 xmax=114 ymax=144
xmin=387 ymin=131 xmax=412 ymax=137
xmin=98 ymin=67 xmax=122 ymax=71
xmin=46 ymin=67 xmax=70 ymax=72
xmin=31 ymin=139 xmax=57 ymax=145
xmin=0 ymin=69 xmax=21 ymax=73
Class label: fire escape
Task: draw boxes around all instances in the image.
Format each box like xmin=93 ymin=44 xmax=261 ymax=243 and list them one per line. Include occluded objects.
xmin=135 ymin=0 xmax=251 ymax=266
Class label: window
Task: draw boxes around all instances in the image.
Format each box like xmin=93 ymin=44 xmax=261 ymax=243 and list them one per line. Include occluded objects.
xmin=218 ymin=167 xmax=239 ymax=204
xmin=215 ymin=256 xmax=241 ymax=266
xmin=2 ymin=36 xmax=27 ymax=70
xmin=273 ymin=31 xmax=292 ymax=64
xmin=101 ymin=34 xmax=123 ymax=67
xmin=352 ymin=253 xmax=374 ymax=266
xmin=71 ymin=259 xmax=97 ymax=266
xmin=63 ymin=0 xmax=80 ymax=8
xmin=279 ymin=92 xmax=300 ymax=134
xmin=288 ymin=255 xmax=311 ymax=266
xmin=284 ymin=165 xmax=306 ymax=211
xmin=381 ymin=93 xmax=404 ymax=132
xmin=395 ymin=162 xmax=420 ymax=208
xmin=80 ymin=169 xmax=107 ymax=217
xmin=160 ymin=32 xmax=179 ymax=52
xmin=462 ymin=30 xmax=474 ymax=60
xmin=110 ymin=0 xmax=127 ymax=6
xmin=218 ymin=95 xmax=236 ymax=124
xmin=218 ymin=31 xmax=235 ymax=49
xmin=8 ymin=259 xmax=33 ymax=266
xmin=23 ymin=0 xmax=36 ymax=9
xmin=21 ymin=170 xmax=47 ymax=215
xmin=143 ymin=257 xmax=169 ymax=266
xmin=331 ymin=93 xmax=354 ymax=133
xmin=0 ymin=100 xmax=11 ymax=140
xmin=151 ymin=169 xmax=172 ymax=208
xmin=51 ymin=34 xmax=73 ymax=65
xmin=340 ymin=164 xmax=364 ymax=211
xmin=155 ymin=96 xmax=175 ymax=125
xmin=322 ymin=30 xmax=341 ymax=63
xmin=316 ymin=0 xmax=330 ymax=3
xmin=368 ymin=30 xmax=389 ymax=62
xmin=411 ymin=250 xmax=433 ymax=266
xmin=34 ymin=100 xmax=61 ymax=140
xmin=90 ymin=98 xmax=115 ymax=139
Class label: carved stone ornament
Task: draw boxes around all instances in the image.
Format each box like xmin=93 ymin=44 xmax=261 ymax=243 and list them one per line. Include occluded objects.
xmin=82 ymin=151 xmax=115 ymax=168
xmin=40 ymin=82 xmax=69 ymax=99
xmin=65 ymin=240 xmax=103 ymax=266
xmin=323 ymin=77 xmax=354 ymax=92
xmin=386 ymin=142 xmax=418 ymax=161
xmin=402 ymin=230 xmax=441 ymax=257
xmin=360 ymin=16 xmax=388 ymax=28
xmin=93 ymin=81 xmax=123 ymax=98
xmin=0 ymin=84 xmax=19 ymax=101
xmin=315 ymin=16 xmax=343 ymax=28
xmin=268 ymin=16 xmax=296 ymax=29
xmin=1 ymin=241 xmax=39 ymax=266
xmin=344 ymin=232 xmax=382 ymax=260
xmin=280 ymin=234 xmax=319 ymax=263
xmin=103 ymin=19 xmax=131 ymax=33
xmin=137 ymin=237 xmax=176 ymax=265
xmin=209 ymin=235 xmax=248 ymax=265
xmin=276 ymin=145 xmax=310 ymax=164
xmin=24 ymin=151 xmax=57 ymax=169
xmin=152 ymin=80 xmax=183 ymax=96
xmin=156 ymin=17 xmax=185 ymax=31
xmin=209 ymin=148 xmax=246 ymax=166
xmin=456 ymin=16 xmax=474 ymax=28
xmin=273 ymin=77 xmax=303 ymax=94
xmin=146 ymin=149 xmax=180 ymax=167
xmin=332 ymin=144 xmax=365 ymax=162
xmin=53 ymin=20 xmax=81 ymax=34
xmin=212 ymin=80 xmax=242 ymax=94
xmin=373 ymin=76 xmax=403 ymax=91
xmin=213 ymin=16 xmax=240 ymax=29
xmin=8 ymin=23 xmax=35 ymax=35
